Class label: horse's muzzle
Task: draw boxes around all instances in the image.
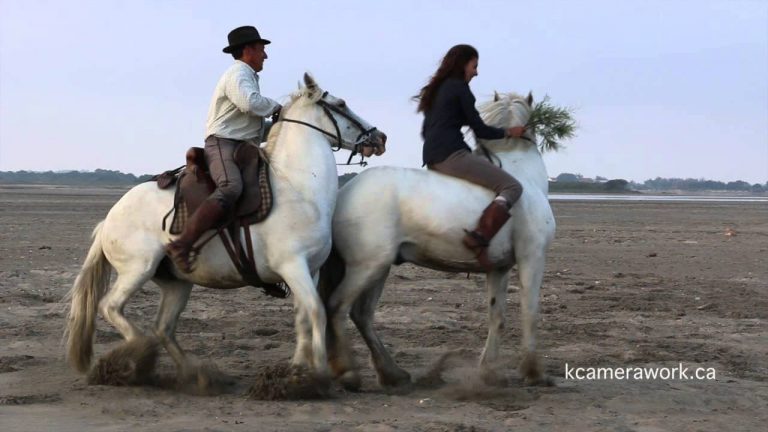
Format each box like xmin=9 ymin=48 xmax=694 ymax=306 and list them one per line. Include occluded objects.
xmin=361 ymin=131 xmax=387 ymax=157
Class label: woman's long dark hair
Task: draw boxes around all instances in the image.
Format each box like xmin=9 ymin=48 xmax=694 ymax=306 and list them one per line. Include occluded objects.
xmin=414 ymin=44 xmax=479 ymax=113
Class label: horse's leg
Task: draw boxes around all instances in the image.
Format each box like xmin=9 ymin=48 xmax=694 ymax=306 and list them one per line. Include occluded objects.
xmin=479 ymin=269 xmax=510 ymax=364
xmin=86 ymin=266 xmax=159 ymax=385
xmin=348 ymin=266 xmax=411 ymax=390
xmin=152 ymin=277 xmax=193 ymax=371
xmin=516 ymin=248 xmax=549 ymax=385
xmin=99 ymin=268 xmax=153 ymax=341
xmin=152 ymin=276 xmax=234 ymax=393
xmin=325 ymin=264 xmax=389 ymax=390
xmin=278 ymin=260 xmax=329 ymax=378
xmin=291 ymin=271 xmax=320 ymax=367
xmin=291 ymin=296 xmax=313 ymax=367
xmin=479 ymin=269 xmax=510 ymax=382
xmin=324 ymin=297 xmax=359 ymax=390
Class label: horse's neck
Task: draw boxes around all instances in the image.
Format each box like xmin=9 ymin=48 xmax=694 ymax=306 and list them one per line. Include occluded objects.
xmin=486 ymin=142 xmax=549 ymax=193
xmin=266 ymin=107 xmax=338 ymax=198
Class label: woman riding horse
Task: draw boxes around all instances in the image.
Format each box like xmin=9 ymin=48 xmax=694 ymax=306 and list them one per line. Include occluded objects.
xmin=415 ymin=44 xmax=526 ymax=268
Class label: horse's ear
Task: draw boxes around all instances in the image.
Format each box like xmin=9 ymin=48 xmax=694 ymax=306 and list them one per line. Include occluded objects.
xmin=494 ymin=91 xmax=500 ymax=102
xmin=527 ymin=91 xmax=534 ymax=106
xmin=303 ymin=73 xmax=318 ymax=90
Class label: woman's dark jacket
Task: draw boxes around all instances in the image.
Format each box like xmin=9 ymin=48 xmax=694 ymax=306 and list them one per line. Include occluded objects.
xmin=421 ymin=78 xmax=506 ymax=166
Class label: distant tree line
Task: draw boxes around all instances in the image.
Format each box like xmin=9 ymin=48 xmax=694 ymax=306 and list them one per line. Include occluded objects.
xmin=1 ymin=170 xmax=765 ymax=193
xmin=552 ymin=173 xmax=767 ymax=193
xmin=0 ymin=169 xmax=153 ymax=186
xmin=0 ymin=169 xmax=358 ymax=188
xmin=637 ymin=177 xmax=764 ymax=192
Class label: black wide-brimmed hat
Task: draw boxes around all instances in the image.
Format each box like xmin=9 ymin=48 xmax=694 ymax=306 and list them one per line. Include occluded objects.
xmin=222 ymin=26 xmax=271 ymax=53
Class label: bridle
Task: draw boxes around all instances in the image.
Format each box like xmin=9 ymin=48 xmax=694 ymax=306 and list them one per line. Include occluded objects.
xmin=277 ymin=91 xmax=380 ymax=166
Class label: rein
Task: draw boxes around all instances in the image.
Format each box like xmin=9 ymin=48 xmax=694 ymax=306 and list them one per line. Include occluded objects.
xmin=277 ymin=92 xmax=379 ymax=166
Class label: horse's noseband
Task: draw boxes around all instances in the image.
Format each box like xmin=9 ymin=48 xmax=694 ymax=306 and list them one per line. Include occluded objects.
xmin=317 ymin=98 xmax=380 ymax=165
xmin=276 ymin=92 xmax=380 ymax=165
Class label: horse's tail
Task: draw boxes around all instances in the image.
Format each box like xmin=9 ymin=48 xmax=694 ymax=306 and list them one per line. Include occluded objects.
xmin=318 ymin=245 xmax=347 ymax=312
xmin=64 ymin=221 xmax=112 ymax=373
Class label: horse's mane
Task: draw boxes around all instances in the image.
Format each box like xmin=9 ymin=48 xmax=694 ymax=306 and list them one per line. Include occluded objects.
xmin=468 ymin=92 xmax=534 ymax=154
xmin=477 ymin=92 xmax=530 ymax=130
xmin=265 ymin=83 xmax=324 ymax=152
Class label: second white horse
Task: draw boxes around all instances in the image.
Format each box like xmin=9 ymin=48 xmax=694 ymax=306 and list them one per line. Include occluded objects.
xmin=321 ymin=92 xmax=555 ymax=390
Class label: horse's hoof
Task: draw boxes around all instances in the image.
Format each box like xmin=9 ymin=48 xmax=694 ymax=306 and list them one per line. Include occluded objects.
xmin=338 ymin=371 xmax=363 ymax=392
xmin=519 ymin=352 xmax=550 ymax=386
xmin=480 ymin=368 xmax=510 ymax=388
xmin=382 ymin=381 xmax=414 ymax=395
xmin=313 ymin=372 xmax=334 ymax=398
xmin=87 ymin=337 xmax=159 ymax=386
xmin=379 ymin=370 xmax=413 ymax=394
xmin=524 ymin=374 xmax=555 ymax=387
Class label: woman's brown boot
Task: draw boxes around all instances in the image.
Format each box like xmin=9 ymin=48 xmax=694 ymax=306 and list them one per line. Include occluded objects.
xmin=462 ymin=200 xmax=510 ymax=269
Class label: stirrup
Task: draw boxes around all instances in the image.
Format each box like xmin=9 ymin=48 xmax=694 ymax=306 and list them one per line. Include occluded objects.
xmin=461 ymin=230 xmax=494 ymax=271
xmin=166 ymin=241 xmax=198 ymax=273
xmin=462 ymin=229 xmax=489 ymax=249
xmin=261 ymin=282 xmax=291 ymax=299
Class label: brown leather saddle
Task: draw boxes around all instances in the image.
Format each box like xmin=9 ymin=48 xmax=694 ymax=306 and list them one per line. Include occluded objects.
xmin=151 ymin=143 xmax=288 ymax=298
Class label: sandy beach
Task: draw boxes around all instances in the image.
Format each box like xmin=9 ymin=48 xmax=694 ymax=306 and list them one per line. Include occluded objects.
xmin=1 ymin=185 xmax=766 ymax=431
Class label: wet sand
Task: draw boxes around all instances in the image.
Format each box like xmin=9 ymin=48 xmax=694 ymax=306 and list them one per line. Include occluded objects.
xmin=1 ymin=185 xmax=766 ymax=431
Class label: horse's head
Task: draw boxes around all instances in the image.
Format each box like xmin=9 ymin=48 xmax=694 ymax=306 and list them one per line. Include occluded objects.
xmin=279 ymin=73 xmax=386 ymax=159
xmin=476 ymin=92 xmax=537 ymax=151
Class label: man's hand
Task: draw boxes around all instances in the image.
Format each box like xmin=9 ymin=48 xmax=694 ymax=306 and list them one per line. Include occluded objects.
xmin=271 ymin=105 xmax=282 ymax=123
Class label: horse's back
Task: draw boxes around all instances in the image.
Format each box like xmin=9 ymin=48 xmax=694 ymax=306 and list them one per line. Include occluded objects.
xmin=335 ymin=165 xmax=555 ymax=268
xmin=100 ymin=182 xmax=174 ymax=264
xmin=334 ymin=167 xmax=495 ymax=265
xmin=105 ymin=182 xmax=173 ymax=228
xmin=341 ymin=165 xmax=492 ymax=207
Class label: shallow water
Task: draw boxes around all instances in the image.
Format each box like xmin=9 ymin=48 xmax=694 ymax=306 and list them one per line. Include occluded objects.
xmin=549 ymin=194 xmax=768 ymax=203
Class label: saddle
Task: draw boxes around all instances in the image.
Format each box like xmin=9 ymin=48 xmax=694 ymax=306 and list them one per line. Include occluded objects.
xmin=151 ymin=143 xmax=288 ymax=298
xmin=162 ymin=144 xmax=272 ymax=232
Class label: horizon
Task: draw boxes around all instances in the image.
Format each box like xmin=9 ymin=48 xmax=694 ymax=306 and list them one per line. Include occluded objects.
xmin=1 ymin=0 xmax=766 ymax=184
xmin=1 ymin=167 xmax=764 ymax=186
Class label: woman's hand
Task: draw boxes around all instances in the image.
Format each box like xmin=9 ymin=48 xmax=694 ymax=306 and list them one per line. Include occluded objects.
xmin=506 ymin=126 xmax=526 ymax=138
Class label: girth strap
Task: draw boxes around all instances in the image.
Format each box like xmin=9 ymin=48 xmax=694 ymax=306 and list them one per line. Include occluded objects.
xmin=216 ymin=222 xmax=290 ymax=299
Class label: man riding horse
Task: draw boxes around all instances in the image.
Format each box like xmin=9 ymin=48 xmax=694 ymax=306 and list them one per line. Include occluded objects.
xmin=166 ymin=26 xmax=283 ymax=272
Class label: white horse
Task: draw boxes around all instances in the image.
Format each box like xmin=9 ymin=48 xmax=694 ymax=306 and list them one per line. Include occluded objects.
xmin=320 ymin=92 xmax=555 ymax=390
xmin=65 ymin=73 xmax=387 ymax=385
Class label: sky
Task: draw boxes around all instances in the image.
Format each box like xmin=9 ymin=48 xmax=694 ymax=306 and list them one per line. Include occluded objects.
xmin=1 ymin=0 xmax=766 ymax=184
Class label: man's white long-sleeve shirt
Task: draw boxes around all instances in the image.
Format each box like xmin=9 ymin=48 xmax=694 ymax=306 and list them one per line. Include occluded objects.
xmin=205 ymin=60 xmax=280 ymax=140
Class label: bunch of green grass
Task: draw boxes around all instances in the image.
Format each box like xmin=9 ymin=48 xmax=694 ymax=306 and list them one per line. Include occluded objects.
xmin=526 ymin=96 xmax=577 ymax=152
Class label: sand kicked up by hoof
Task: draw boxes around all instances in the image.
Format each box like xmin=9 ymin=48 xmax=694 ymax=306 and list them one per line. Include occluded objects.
xmin=87 ymin=337 xmax=159 ymax=386
xmin=248 ymin=364 xmax=330 ymax=400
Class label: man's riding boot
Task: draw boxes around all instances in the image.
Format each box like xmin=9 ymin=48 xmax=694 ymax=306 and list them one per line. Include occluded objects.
xmin=462 ymin=200 xmax=511 ymax=270
xmin=165 ymin=199 xmax=226 ymax=273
